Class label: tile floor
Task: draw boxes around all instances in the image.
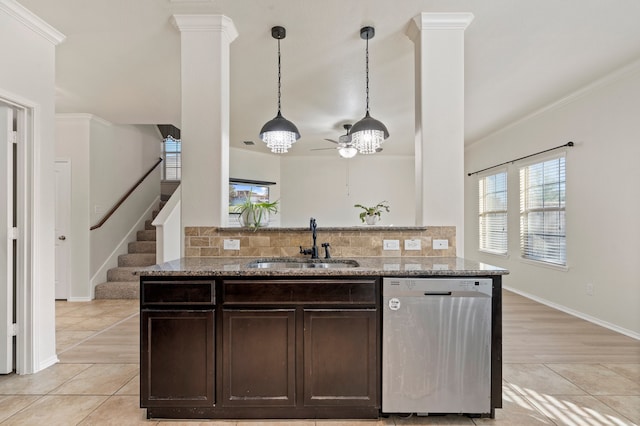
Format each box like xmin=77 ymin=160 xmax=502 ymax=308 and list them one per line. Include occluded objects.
xmin=0 ymin=291 xmax=637 ymax=425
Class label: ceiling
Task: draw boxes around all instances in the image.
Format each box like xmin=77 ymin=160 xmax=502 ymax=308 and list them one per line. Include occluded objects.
xmin=17 ymin=0 xmax=640 ymax=156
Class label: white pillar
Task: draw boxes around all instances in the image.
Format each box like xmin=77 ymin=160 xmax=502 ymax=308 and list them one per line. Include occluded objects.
xmin=406 ymin=13 xmax=473 ymax=255
xmin=172 ymin=15 xmax=238 ymax=230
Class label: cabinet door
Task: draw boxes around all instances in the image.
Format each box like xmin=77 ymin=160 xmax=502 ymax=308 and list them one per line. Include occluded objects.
xmin=303 ymin=309 xmax=378 ymax=407
xmin=222 ymin=309 xmax=296 ymax=407
xmin=141 ymin=310 xmax=214 ymax=407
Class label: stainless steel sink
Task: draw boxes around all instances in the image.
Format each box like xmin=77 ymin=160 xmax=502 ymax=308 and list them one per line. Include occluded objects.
xmin=246 ymin=258 xmax=359 ymax=269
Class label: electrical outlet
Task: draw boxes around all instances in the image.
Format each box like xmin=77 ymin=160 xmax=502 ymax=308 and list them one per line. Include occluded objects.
xmin=383 ymin=239 xmax=400 ymax=250
xmin=586 ymin=283 xmax=594 ymax=296
xmin=433 ymin=239 xmax=449 ymax=250
xmin=223 ymin=239 xmax=240 ymax=250
xmin=404 ymin=239 xmax=421 ymax=250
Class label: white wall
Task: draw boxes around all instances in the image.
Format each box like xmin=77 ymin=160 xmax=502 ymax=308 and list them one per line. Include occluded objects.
xmin=55 ymin=115 xmax=90 ymax=300
xmin=88 ymin=119 xmax=160 ymax=288
xmin=56 ymin=114 xmax=161 ymax=298
xmin=0 ymin=0 xmax=64 ymax=372
xmin=464 ymin=62 xmax=640 ymax=337
xmin=280 ymin=155 xmax=415 ymax=227
xmin=228 ymin=149 xmax=414 ymax=228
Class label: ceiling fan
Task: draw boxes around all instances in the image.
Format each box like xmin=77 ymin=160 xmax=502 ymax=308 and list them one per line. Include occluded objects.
xmin=311 ymin=124 xmax=382 ymax=158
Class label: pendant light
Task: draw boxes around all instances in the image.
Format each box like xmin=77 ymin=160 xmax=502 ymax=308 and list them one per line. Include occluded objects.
xmin=350 ymin=26 xmax=389 ymax=155
xmin=259 ymin=26 xmax=300 ymax=154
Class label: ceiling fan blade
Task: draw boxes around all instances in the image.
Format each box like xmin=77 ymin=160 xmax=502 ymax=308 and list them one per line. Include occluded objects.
xmin=324 ymin=138 xmax=339 ymax=144
xmin=311 ymin=147 xmax=338 ymax=151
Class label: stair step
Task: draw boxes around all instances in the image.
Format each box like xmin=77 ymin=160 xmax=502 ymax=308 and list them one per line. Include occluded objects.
xmin=107 ymin=266 xmax=145 ymax=282
xmin=118 ymin=253 xmax=156 ymax=267
xmin=137 ymin=230 xmax=156 ymax=241
xmin=128 ymin=241 xmax=156 ymax=254
xmin=95 ymin=281 xmax=139 ymax=299
xmin=151 ymin=209 xmax=160 ymax=219
xmin=145 ymin=219 xmax=155 ymax=230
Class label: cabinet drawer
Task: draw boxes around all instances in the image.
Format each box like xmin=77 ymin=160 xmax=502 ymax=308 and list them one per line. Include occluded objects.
xmin=223 ymin=278 xmax=377 ymax=305
xmin=142 ymin=280 xmax=215 ymax=306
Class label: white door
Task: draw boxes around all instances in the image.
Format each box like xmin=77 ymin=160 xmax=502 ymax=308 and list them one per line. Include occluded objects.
xmin=54 ymin=160 xmax=71 ymax=300
xmin=0 ymin=104 xmax=14 ymax=373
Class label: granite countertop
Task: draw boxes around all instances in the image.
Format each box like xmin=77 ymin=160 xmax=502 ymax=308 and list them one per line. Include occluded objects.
xmin=138 ymin=256 xmax=509 ymax=277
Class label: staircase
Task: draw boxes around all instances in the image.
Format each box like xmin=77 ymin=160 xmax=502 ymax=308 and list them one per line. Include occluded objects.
xmin=94 ymin=203 xmax=163 ymax=299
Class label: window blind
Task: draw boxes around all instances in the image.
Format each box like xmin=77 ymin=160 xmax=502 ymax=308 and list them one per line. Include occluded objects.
xmin=162 ymin=136 xmax=181 ymax=181
xmin=519 ymin=155 xmax=566 ymax=265
xmin=478 ymin=171 xmax=508 ymax=254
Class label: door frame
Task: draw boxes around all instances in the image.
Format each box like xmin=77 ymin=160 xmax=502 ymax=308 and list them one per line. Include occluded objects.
xmin=0 ymin=89 xmax=37 ymax=375
xmin=54 ymin=159 xmax=71 ymax=300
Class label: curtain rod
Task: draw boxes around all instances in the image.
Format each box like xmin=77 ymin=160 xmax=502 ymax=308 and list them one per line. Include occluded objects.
xmin=467 ymin=141 xmax=574 ymax=176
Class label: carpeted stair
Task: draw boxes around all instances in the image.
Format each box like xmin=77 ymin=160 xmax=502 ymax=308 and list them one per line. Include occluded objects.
xmin=94 ymin=203 xmax=164 ymax=299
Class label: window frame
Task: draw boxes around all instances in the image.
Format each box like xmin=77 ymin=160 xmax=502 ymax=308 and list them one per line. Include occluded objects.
xmin=518 ymin=153 xmax=567 ymax=267
xmin=161 ymin=136 xmax=181 ymax=182
xmin=477 ymin=168 xmax=508 ymax=256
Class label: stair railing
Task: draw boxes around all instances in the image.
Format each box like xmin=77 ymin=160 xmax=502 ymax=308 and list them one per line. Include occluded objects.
xmin=90 ymin=157 xmax=163 ymax=230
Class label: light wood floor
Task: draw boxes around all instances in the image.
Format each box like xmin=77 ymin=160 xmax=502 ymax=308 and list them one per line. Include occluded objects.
xmin=0 ymin=290 xmax=637 ymax=425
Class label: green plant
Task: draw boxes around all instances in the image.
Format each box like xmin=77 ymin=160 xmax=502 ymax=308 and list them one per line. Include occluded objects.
xmin=233 ymin=194 xmax=279 ymax=230
xmin=354 ymin=201 xmax=390 ymax=223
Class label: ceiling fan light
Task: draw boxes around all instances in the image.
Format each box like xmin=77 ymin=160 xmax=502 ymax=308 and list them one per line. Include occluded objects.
xmin=338 ymin=146 xmax=358 ymax=158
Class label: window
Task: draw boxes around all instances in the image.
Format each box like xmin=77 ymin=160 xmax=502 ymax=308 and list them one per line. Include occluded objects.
xmin=519 ymin=155 xmax=566 ymax=266
xmin=478 ymin=171 xmax=508 ymax=254
xmin=162 ymin=136 xmax=181 ymax=181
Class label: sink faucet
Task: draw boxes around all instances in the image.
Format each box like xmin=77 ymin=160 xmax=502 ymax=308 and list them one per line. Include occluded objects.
xmin=299 ymin=217 xmax=319 ymax=259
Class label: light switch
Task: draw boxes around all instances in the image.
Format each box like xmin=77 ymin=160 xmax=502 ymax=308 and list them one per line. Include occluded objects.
xmin=404 ymin=239 xmax=421 ymax=250
xmin=433 ymin=239 xmax=449 ymax=250
xmin=223 ymin=239 xmax=240 ymax=250
xmin=383 ymin=239 xmax=400 ymax=250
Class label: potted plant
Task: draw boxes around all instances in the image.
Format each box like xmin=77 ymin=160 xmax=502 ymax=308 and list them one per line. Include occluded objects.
xmin=234 ymin=197 xmax=279 ymax=230
xmin=354 ymin=201 xmax=390 ymax=225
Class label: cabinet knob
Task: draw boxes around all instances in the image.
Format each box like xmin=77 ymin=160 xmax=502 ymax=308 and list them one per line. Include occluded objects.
xmin=58 ymin=235 xmax=66 ymax=241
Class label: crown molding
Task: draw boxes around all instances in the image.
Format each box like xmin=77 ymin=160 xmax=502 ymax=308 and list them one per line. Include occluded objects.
xmin=171 ymin=14 xmax=238 ymax=42
xmin=0 ymin=0 xmax=65 ymax=45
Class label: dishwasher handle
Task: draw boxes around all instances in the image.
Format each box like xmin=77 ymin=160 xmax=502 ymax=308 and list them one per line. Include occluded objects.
xmin=423 ymin=291 xmax=452 ymax=296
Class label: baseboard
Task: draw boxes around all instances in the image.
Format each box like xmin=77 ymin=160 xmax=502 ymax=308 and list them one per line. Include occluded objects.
xmin=37 ymin=355 xmax=60 ymax=373
xmin=89 ymin=196 xmax=160 ymax=296
xmin=67 ymin=296 xmax=92 ymax=302
xmin=504 ymin=285 xmax=640 ymax=341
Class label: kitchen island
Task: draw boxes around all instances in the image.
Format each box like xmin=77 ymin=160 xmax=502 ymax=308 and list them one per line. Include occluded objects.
xmin=138 ymin=256 xmax=507 ymax=420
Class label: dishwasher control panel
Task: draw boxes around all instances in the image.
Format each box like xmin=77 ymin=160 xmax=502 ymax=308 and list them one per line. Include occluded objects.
xmin=383 ymin=277 xmax=493 ymax=297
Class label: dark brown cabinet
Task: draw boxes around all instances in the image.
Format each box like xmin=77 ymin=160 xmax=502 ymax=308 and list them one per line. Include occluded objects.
xmin=303 ymin=309 xmax=377 ymax=407
xmin=221 ymin=309 xmax=296 ymax=406
xmin=218 ymin=277 xmax=380 ymax=418
xmin=140 ymin=278 xmax=216 ymax=413
xmin=141 ymin=275 xmax=381 ymax=419
xmin=141 ymin=310 xmax=214 ymax=407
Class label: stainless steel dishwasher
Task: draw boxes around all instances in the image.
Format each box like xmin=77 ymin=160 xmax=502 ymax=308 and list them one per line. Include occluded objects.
xmin=382 ymin=277 xmax=493 ymax=415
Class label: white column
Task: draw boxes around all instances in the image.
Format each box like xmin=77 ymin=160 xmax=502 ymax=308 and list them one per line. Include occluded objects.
xmin=172 ymin=15 xmax=238 ymax=229
xmin=406 ymin=13 xmax=473 ymax=255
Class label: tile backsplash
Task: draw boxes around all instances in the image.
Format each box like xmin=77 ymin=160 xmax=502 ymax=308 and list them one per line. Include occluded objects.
xmin=185 ymin=226 xmax=456 ymax=258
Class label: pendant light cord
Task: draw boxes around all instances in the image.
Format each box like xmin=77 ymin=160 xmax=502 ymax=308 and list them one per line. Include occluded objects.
xmin=277 ymin=38 xmax=282 ymax=113
xmin=365 ymin=36 xmax=370 ymax=113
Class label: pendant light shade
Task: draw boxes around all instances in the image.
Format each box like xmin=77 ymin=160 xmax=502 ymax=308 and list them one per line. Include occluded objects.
xmin=351 ymin=26 xmax=389 ymax=155
xmin=259 ymin=26 xmax=300 ymax=154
